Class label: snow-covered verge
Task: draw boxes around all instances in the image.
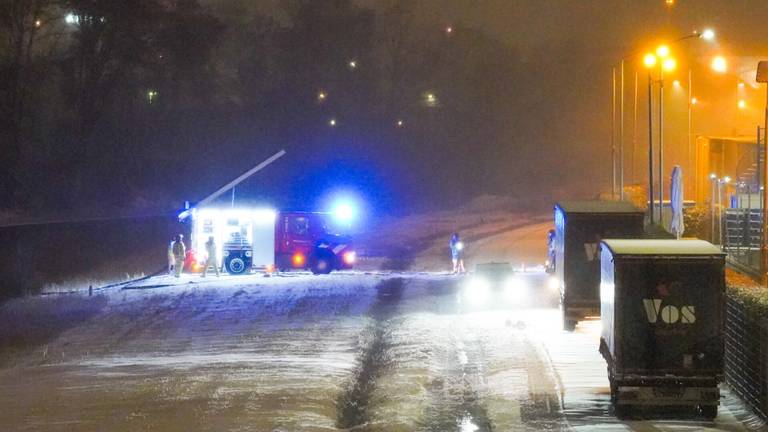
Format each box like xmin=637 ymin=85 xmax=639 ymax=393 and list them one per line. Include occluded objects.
xmin=357 ymin=198 xmax=551 ymax=273
xmin=0 ymin=274 xmax=387 ymax=431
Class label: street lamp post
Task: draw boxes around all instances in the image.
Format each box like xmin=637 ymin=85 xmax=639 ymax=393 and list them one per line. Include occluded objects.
xmin=659 ymin=64 xmax=665 ymax=224
xmin=644 ymin=56 xmax=655 ymax=225
xmin=612 ymin=66 xmax=617 ymax=199
xmin=756 ymin=61 xmax=768 ymax=278
xmin=688 ymin=68 xmax=693 ymax=197
xmin=710 ymin=173 xmax=717 ymax=242
xmin=620 ymin=61 xmax=625 ymax=200
xmin=617 ymin=29 xmax=715 ymax=225
xmin=644 ymin=49 xmax=675 ymax=225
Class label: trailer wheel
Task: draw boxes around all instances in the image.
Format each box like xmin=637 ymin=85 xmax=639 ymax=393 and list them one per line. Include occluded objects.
xmin=226 ymin=257 xmax=247 ymax=275
xmin=697 ymin=405 xmax=717 ymax=420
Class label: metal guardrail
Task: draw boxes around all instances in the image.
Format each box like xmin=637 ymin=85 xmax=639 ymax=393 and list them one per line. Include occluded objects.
xmin=725 ymin=295 xmax=768 ymax=419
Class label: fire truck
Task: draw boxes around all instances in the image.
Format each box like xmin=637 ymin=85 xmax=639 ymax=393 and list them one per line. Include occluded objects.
xmin=186 ymin=207 xmax=356 ymax=275
xmin=178 ymin=150 xmax=356 ymax=275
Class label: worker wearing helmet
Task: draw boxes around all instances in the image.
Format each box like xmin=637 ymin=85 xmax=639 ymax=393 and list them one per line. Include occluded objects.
xmin=172 ymin=234 xmax=186 ymax=278
xmin=201 ymin=236 xmax=220 ymax=277
xmin=450 ymin=233 xmax=466 ymax=274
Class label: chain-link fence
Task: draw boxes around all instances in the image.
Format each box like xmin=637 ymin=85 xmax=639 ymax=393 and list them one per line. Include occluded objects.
xmin=725 ymin=295 xmax=768 ymax=418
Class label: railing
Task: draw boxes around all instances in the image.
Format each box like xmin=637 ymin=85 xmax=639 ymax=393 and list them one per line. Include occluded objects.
xmin=724 ymin=208 xmax=763 ymax=273
xmin=720 ymin=126 xmax=765 ymax=276
xmin=725 ymin=295 xmax=768 ymax=418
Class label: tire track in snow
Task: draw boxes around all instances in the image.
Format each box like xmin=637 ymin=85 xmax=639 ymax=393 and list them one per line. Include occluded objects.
xmin=420 ymin=317 xmax=495 ymax=431
xmin=336 ymin=278 xmax=405 ymax=429
xmin=519 ymin=333 xmax=568 ymax=430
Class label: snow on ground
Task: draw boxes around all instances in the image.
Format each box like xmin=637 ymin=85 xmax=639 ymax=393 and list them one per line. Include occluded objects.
xmin=357 ymin=204 xmax=550 ymax=273
xmin=1 ymin=203 xmax=765 ymax=431
xmin=0 ymin=271 xmax=765 ymax=431
xmin=0 ymin=273 xmax=384 ymax=431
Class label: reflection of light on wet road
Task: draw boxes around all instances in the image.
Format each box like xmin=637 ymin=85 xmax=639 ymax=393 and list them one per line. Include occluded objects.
xmin=459 ymin=414 xmax=479 ymax=432
xmin=457 ymin=350 xmax=468 ymax=366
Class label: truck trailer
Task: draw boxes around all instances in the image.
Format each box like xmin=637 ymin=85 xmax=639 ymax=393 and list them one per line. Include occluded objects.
xmin=187 ymin=207 xmax=355 ymax=275
xmin=599 ymin=239 xmax=725 ymax=419
xmin=554 ymin=201 xmax=645 ymax=331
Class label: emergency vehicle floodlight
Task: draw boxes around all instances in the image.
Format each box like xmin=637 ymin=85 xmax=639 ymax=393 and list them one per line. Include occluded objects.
xmin=333 ymin=201 xmax=355 ymax=223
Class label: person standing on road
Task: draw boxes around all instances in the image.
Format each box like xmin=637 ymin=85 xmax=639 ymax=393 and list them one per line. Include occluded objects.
xmin=450 ymin=233 xmax=466 ymax=274
xmin=172 ymin=234 xmax=186 ymax=278
xmin=202 ymin=236 xmax=220 ymax=278
xmin=167 ymin=237 xmax=175 ymax=274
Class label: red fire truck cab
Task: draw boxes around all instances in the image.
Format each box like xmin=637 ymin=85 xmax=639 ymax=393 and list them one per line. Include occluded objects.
xmin=187 ymin=207 xmax=355 ymax=275
xmin=275 ymin=211 xmax=356 ymax=274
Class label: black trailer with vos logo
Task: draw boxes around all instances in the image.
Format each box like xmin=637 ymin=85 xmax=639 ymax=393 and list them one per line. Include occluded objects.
xmin=554 ymin=201 xmax=645 ymax=331
xmin=599 ymin=239 xmax=725 ymax=419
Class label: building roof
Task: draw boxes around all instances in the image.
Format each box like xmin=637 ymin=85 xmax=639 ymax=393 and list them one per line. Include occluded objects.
xmin=700 ymin=135 xmax=757 ymax=145
xmin=555 ymin=200 xmax=643 ymax=214
xmin=601 ymin=239 xmax=725 ymax=256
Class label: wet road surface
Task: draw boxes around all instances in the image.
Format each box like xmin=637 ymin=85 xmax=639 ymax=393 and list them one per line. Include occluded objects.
xmin=0 ymin=272 xmax=764 ymax=431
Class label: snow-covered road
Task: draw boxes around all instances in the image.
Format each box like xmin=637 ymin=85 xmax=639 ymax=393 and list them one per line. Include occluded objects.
xmin=0 ymin=272 xmax=764 ymax=431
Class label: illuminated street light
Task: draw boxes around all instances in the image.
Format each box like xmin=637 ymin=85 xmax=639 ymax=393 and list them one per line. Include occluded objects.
xmin=673 ymin=80 xmax=681 ymax=88
xmin=738 ymin=99 xmax=746 ymax=109
xmin=348 ymin=60 xmax=358 ymax=70
xmin=738 ymin=82 xmax=745 ymax=89
xmin=317 ymin=91 xmax=327 ymax=101
xmin=656 ymin=45 xmax=670 ymax=58
xmin=691 ymin=97 xmax=698 ymax=105
xmin=396 ymin=119 xmax=404 ymax=127
xmin=147 ymin=90 xmax=158 ymax=104
xmin=701 ymin=28 xmax=715 ymax=41
xmin=35 ymin=19 xmax=42 ymax=28
xmin=445 ymin=26 xmax=453 ymax=34
xmin=643 ymin=54 xmax=657 ymax=68
xmin=328 ymin=118 xmax=337 ymax=127
xmin=711 ymin=56 xmax=727 ymax=73
xmin=662 ymin=57 xmax=677 ymax=72
xmin=424 ymin=92 xmax=438 ymax=107
xmin=643 ymin=53 xmax=657 ymax=68
xmin=65 ymin=13 xmax=79 ymax=25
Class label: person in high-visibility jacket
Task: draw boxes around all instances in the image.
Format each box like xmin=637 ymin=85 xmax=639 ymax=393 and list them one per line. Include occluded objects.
xmin=172 ymin=234 xmax=186 ymax=278
xmin=167 ymin=237 xmax=175 ymax=274
xmin=449 ymin=232 xmax=466 ymax=274
xmin=201 ymin=236 xmax=220 ymax=277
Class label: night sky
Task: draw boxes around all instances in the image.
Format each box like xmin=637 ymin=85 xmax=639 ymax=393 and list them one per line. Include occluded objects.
xmin=3 ymin=1 xmax=768 ymax=218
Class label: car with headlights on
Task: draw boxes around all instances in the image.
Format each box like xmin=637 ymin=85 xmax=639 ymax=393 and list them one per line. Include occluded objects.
xmin=459 ymin=262 xmax=524 ymax=309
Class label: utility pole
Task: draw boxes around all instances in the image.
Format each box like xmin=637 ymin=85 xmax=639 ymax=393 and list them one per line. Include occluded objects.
xmin=620 ymin=60 xmax=625 ymax=200
xmin=648 ymin=71 xmax=655 ymax=225
xmin=688 ymin=69 xmax=693 ymax=198
xmin=633 ymin=71 xmax=638 ymax=185
xmin=612 ymin=67 xmax=617 ymax=199
xmin=659 ymin=68 xmax=665 ymax=226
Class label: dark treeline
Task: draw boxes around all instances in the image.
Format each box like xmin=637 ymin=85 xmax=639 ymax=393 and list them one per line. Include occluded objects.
xmin=1 ymin=0 xmax=574 ymax=217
